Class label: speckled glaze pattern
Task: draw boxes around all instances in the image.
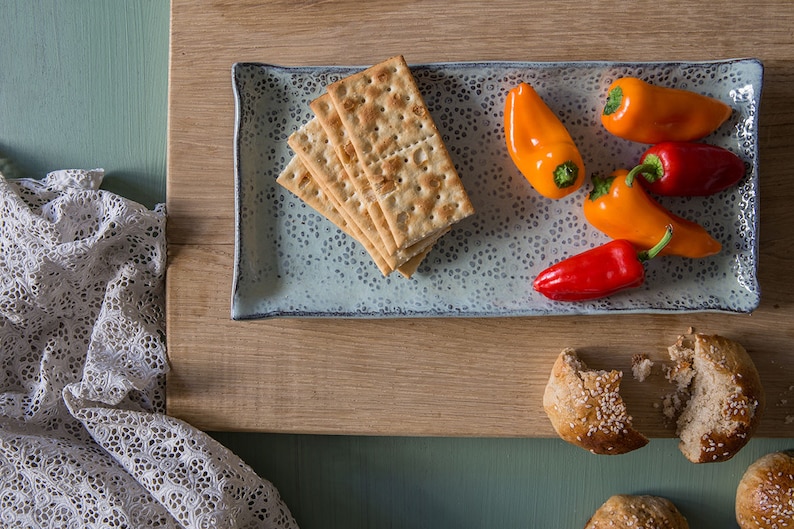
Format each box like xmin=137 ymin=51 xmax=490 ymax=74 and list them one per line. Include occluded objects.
xmin=231 ymin=59 xmax=762 ymax=319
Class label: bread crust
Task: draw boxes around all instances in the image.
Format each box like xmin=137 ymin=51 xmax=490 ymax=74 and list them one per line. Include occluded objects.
xmin=543 ymin=348 xmax=648 ymax=455
xmin=674 ymin=334 xmax=765 ymax=463
xmin=584 ymin=494 xmax=689 ymax=529
xmin=735 ymin=450 xmax=794 ymax=529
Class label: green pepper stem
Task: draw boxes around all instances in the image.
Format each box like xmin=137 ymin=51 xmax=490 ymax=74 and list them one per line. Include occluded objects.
xmin=638 ymin=225 xmax=673 ymax=262
xmin=588 ymin=175 xmax=615 ymax=201
xmin=625 ymin=163 xmax=660 ymax=187
xmin=627 ymin=153 xmax=665 ymax=186
xmin=553 ymin=161 xmax=580 ymax=189
xmin=603 ymin=86 xmax=623 ymax=116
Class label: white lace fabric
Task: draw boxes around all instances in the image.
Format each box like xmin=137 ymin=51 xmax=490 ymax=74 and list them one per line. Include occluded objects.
xmin=0 ymin=170 xmax=297 ymax=528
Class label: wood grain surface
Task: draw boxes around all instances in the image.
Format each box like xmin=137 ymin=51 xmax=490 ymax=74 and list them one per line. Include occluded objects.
xmin=166 ymin=0 xmax=794 ymax=437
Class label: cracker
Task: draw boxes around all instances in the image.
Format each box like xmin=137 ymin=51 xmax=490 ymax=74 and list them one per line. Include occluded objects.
xmin=310 ymin=93 xmax=399 ymax=256
xmin=326 ymin=55 xmax=474 ymax=249
xmin=287 ymin=118 xmax=387 ymax=257
xmin=289 ymin=115 xmax=437 ymax=271
xmin=276 ymin=155 xmax=392 ymax=276
xmin=277 ymin=155 xmax=437 ymax=277
xmin=395 ymin=227 xmax=449 ymax=279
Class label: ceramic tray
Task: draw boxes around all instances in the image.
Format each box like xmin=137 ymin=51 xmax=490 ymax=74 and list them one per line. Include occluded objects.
xmin=231 ymin=58 xmax=762 ymax=319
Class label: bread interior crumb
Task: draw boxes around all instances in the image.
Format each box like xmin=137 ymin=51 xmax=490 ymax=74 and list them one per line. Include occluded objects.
xmin=631 ymin=353 xmax=654 ymax=382
xmin=675 ymin=350 xmax=723 ymax=459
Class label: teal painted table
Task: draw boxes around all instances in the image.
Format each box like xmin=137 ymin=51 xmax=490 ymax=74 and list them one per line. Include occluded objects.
xmin=2 ymin=2 xmax=792 ymax=528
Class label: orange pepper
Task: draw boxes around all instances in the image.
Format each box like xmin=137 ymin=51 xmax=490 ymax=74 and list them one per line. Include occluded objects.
xmin=583 ymin=169 xmax=722 ymax=258
xmin=504 ymin=82 xmax=585 ymax=199
xmin=601 ymin=77 xmax=733 ymax=144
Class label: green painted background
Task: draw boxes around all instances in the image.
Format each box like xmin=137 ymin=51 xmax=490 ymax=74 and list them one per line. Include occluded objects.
xmin=2 ymin=2 xmax=791 ymax=527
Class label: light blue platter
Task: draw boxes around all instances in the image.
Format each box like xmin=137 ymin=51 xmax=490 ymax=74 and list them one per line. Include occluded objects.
xmin=232 ymin=59 xmax=762 ymax=319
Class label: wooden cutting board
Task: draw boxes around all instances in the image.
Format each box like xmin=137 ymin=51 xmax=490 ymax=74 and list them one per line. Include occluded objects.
xmin=166 ymin=0 xmax=794 ymax=437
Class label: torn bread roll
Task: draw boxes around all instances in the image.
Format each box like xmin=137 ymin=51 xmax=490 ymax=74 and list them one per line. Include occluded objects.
xmin=584 ymin=495 xmax=689 ymax=529
xmin=543 ymin=348 xmax=648 ymax=455
xmin=735 ymin=451 xmax=794 ymax=529
xmin=666 ymin=334 xmax=764 ymax=463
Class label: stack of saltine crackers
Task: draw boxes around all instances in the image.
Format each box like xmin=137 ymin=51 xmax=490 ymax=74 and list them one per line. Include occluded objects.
xmin=277 ymin=55 xmax=475 ymax=278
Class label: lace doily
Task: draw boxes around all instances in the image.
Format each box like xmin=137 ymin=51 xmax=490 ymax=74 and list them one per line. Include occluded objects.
xmin=0 ymin=170 xmax=297 ymax=528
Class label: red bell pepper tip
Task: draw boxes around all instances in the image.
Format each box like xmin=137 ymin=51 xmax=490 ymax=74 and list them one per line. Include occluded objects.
xmin=588 ymin=175 xmax=615 ymax=201
xmin=637 ymin=225 xmax=674 ymax=262
xmin=603 ymin=85 xmax=623 ymax=116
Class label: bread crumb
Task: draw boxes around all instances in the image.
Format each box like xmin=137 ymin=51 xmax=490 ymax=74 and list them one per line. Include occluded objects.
xmin=786 ymin=415 xmax=794 ymax=425
xmin=665 ymin=336 xmax=696 ymax=391
xmin=662 ymin=391 xmax=687 ymax=421
xmin=631 ymin=353 xmax=654 ymax=382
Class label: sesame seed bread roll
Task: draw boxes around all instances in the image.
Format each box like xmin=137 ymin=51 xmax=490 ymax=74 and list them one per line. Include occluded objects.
xmin=543 ymin=348 xmax=648 ymax=455
xmin=735 ymin=451 xmax=794 ymax=529
xmin=668 ymin=334 xmax=764 ymax=463
xmin=584 ymin=495 xmax=689 ymax=529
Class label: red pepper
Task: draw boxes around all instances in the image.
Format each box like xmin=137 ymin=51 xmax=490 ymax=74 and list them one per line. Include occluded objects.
xmin=628 ymin=142 xmax=747 ymax=196
xmin=533 ymin=226 xmax=672 ymax=301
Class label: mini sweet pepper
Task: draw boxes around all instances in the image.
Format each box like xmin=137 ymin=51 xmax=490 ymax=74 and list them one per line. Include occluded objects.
xmin=504 ymin=82 xmax=585 ymax=199
xmin=533 ymin=226 xmax=672 ymax=301
xmin=583 ymin=169 xmax=722 ymax=258
xmin=601 ymin=77 xmax=733 ymax=144
xmin=628 ymin=141 xmax=747 ymax=196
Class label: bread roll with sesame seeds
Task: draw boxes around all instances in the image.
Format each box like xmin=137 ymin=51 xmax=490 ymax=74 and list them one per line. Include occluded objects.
xmin=735 ymin=451 xmax=794 ymax=529
xmin=669 ymin=334 xmax=764 ymax=463
xmin=584 ymin=495 xmax=689 ymax=529
xmin=543 ymin=348 xmax=648 ymax=455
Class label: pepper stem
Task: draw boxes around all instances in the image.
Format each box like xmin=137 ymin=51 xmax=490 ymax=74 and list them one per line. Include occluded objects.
xmin=588 ymin=175 xmax=615 ymax=201
xmin=626 ymin=155 xmax=665 ymax=185
xmin=625 ymin=163 xmax=656 ymax=187
xmin=638 ymin=225 xmax=674 ymax=262
xmin=553 ymin=161 xmax=579 ymax=189
xmin=603 ymin=86 xmax=623 ymax=116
